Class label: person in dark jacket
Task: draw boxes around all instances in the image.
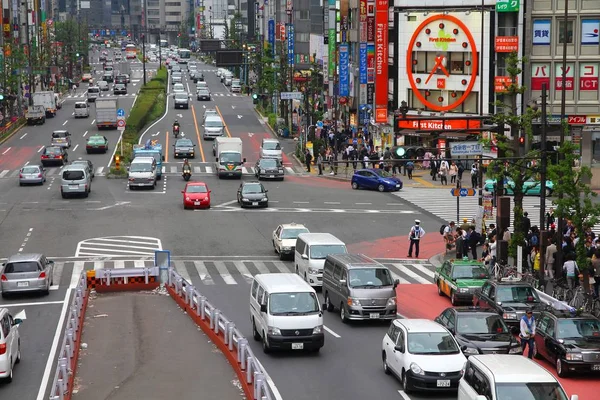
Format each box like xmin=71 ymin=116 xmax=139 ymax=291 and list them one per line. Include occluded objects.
xmin=455 ymin=228 xmax=464 ymax=258
xmin=468 ymin=227 xmax=481 ymax=260
xmin=522 ymin=212 xmax=531 ymax=236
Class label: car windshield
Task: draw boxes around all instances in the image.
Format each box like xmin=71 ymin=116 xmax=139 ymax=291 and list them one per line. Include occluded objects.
xmin=263 ymin=142 xmax=281 ymax=150
xmin=241 ymin=183 xmax=264 ymax=194
xmin=63 ymin=170 xmax=85 ymax=180
xmin=259 ymin=159 xmax=279 ymax=168
xmin=348 ymin=268 xmax=394 ymax=288
xmin=176 ymin=139 xmax=193 ymax=147
xmin=309 ymin=245 xmax=347 ymax=260
xmin=452 ymin=264 xmax=489 ymax=279
xmin=88 ymin=137 xmax=105 ymax=144
xmin=52 ymin=132 xmax=67 ymax=138
xmin=186 ymin=185 xmax=208 ymax=193
xmin=75 ymin=103 xmax=87 ymax=108
xmin=495 ymin=383 xmax=568 ymax=400
xmin=199 ymin=89 xmax=209 ymax=94
xmin=173 ymin=85 xmax=184 ymax=91
xmin=206 ymin=120 xmax=223 ymax=128
xmin=456 ymin=314 xmax=509 ymax=334
xmin=220 ymin=153 xmax=241 ymax=163
xmin=280 ymin=228 xmax=309 ymax=239
xmin=268 ymin=292 xmax=320 ymax=315
xmin=557 ymin=319 xmax=600 ymax=339
xmin=172 ymin=72 xmax=182 ymax=76
xmin=46 ymin=147 xmax=61 ymax=154
xmin=175 ymin=93 xmax=188 ymax=100
xmin=372 ymin=169 xmax=393 ymax=177
xmin=497 ymin=286 xmax=540 ymax=303
xmin=407 ymin=332 xmax=460 ymax=355
xmin=130 ymin=163 xmax=153 ymax=172
xmin=71 ymin=161 xmax=88 ymax=168
xmin=4 ymin=261 xmax=40 ymax=273
xmin=22 ymin=166 xmax=40 ymax=174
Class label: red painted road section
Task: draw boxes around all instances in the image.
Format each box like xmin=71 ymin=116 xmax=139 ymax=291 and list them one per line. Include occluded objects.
xmin=348 ymin=234 xmax=445 ymax=260
xmin=242 ymin=131 xmax=292 ymax=165
xmin=0 ymin=146 xmax=39 ymax=170
xmin=396 ymin=284 xmax=599 ymax=399
xmin=286 ymin=174 xmax=351 ymax=188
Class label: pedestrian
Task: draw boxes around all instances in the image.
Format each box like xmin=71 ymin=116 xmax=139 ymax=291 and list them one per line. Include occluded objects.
xmin=592 ymin=249 xmax=600 ymax=298
xmin=470 ymin=162 xmax=478 ymax=188
xmin=456 ymin=159 xmax=465 ymax=182
xmin=563 ymin=253 xmax=579 ymax=289
xmin=468 ymin=226 xmax=480 ymax=260
xmin=522 ymin=212 xmax=532 ymax=236
xmin=406 ymin=160 xmax=414 ymax=179
xmin=439 ymin=159 xmax=449 ymax=185
xmin=520 ymin=309 xmax=536 ymax=359
xmin=431 ymin=157 xmax=439 ymax=181
xmin=408 ymin=219 xmax=425 ymax=258
xmin=449 ymin=161 xmax=458 ymax=184
xmin=316 ymin=152 xmax=323 ymax=175
xmin=305 ymin=149 xmax=313 ymax=173
xmin=455 ymin=229 xmax=464 ymax=258
xmin=443 ymin=221 xmax=456 ymax=254
xmin=545 ymin=237 xmax=557 ymax=280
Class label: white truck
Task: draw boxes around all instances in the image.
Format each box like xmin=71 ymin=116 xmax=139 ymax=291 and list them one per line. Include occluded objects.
xmin=26 ymin=105 xmax=46 ymax=125
xmin=214 ymin=137 xmax=245 ymax=179
xmin=95 ymin=98 xmax=118 ymax=129
xmin=32 ymin=91 xmax=58 ymax=117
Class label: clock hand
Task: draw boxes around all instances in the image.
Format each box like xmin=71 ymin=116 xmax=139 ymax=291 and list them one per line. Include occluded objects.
xmin=425 ymin=56 xmax=444 ymax=84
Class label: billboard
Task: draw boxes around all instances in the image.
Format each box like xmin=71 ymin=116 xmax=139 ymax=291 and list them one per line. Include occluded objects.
xmin=339 ymin=43 xmax=349 ymax=96
xmin=374 ymin=0 xmax=388 ymax=123
xmin=216 ymin=50 xmax=243 ymax=67
xmin=199 ymin=39 xmax=222 ymax=52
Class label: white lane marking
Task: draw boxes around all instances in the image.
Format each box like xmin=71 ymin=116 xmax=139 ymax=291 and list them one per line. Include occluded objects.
xmin=397 ymin=390 xmax=411 ymax=400
xmin=323 ymin=326 xmax=341 ymax=338
xmin=134 ymin=260 xmax=145 ymax=268
xmin=20 ymin=133 xmax=28 ymax=139
xmin=285 ymin=167 xmax=294 ymax=174
xmin=193 ymin=166 xmax=201 ymax=173
xmin=62 ymin=120 xmax=68 ymax=126
xmin=70 ymin=261 xmax=86 ymax=288
xmin=293 ymin=201 xmax=309 ymax=204
xmin=205 ymin=166 xmax=213 ymax=173
xmin=213 ymin=261 xmax=236 ymax=284
xmin=1 ymin=147 xmax=11 ymax=155
xmin=0 ymin=170 xmax=8 ymax=178
xmin=3 ymin=300 xmax=65 ymax=307
xmin=96 ymin=167 xmax=104 ymax=175
xmin=356 ymin=202 xmax=372 ymax=205
xmin=411 ymin=264 xmax=435 ymax=279
xmin=170 ymin=166 xmax=177 ymax=173
xmin=232 ymin=261 xmax=254 ymax=284
xmin=161 ymin=166 xmax=166 ymax=174
xmin=35 ymin=288 xmax=72 ymax=400
xmin=83 ymin=130 xmax=88 ymax=137
xmin=38 ymin=146 xmax=44 ymax=152
xmin=173 ymin=261 xmax=192 ymax=283
xmin=214 ymin=199 xmax=238 ymax=207
xmin=388 ymin=264 xmax=431 ymax=284
xmin=324 ymin=202 xmax=341 ymax=205
xmin=73 ymin=144 xmax=79 ymax=151
xmin=193 ymin=261 xmax=214 ymax=285
xmin=91 ymin=119 xmax=95 ymax=125
xmin=114 ymin=260 xmax=125 ymax=269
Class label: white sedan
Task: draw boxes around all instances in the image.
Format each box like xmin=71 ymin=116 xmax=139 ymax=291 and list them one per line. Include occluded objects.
xmin=0 ymin=308 xmax=24 ymax=382
xmin=272 ymin=223 xmax=309 ymax=260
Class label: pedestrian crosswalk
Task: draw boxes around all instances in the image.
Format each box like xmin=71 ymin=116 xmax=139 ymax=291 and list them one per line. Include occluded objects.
xmin=0 ymin=258 xmax=435 ymax=292
xmin=0 ymin=166 xmax=109 ymax=180
xmin=65 ymin=92 xmax=136 ymax=99
xmin=161 ymin=164 xmax=301 ymax=176
xmin=393 ymin=188 xmax=600 ymax=232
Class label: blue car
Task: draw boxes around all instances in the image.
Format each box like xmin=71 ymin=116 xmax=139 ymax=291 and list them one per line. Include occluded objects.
xmin=351 ymin=168 xmax=403 ymax=192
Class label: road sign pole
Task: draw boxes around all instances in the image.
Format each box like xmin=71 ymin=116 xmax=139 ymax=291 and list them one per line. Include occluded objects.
xmin=456 ymin=176 xmax=461 ymax=223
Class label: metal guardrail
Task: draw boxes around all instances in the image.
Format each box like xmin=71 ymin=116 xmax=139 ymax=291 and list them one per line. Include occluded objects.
xmin=167 ymin=267 xmax=282 ymax=400
xmin=48 ymin=271 xmax=87 ymax=400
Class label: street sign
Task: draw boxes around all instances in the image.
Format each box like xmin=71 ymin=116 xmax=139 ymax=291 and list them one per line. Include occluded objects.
xmin=450 ymin=141 xmax=483 ymax=156
xmin=496 ymin=0 xmax=519 ymax=12
xmin=451 ymin=188 xmax=477 ymax=197
xmin=280 ymin=91 xmax=303 ymax=100
xmin=117 ymin=119 xmax=125 ymax=127
xmin=117 ymin=108 xmax=125 ymax=117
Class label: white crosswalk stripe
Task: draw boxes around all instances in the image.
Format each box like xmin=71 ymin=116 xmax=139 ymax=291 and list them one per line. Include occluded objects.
xmin=75 ymin=236 xmax=163 ymax=257
xmin=1 ymin=258 xmax=435 ymax=293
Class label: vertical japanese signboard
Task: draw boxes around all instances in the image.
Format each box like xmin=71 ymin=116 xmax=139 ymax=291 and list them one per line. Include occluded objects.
xmin=555 ymin=63 xmax=574 ymax=91
xmin=328 ymin=28 xmax=336 ymax=77
xmin=374 ymin=0 xmax=388 ymax=123
xmin=366 ymin=0 xmax=375 ymax=112
xmin=339 ymin=43 xmax=349 ymax=96
xmin=359 ymin=0 xmax=367 ymax=108
xmin=287 ymin=24 xmax=294 ymax=66
xmin=531 ymin=63 xmax=550 ymax=90
xmin=268 ymin=19 xmax=275 ymax=55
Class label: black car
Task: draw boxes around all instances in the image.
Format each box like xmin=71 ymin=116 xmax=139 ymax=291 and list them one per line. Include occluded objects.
xmin=195 ymin=72 xmax=204 ymax=83
xmin=473 ymin=279 xmax=545 ymax=333
xmin=113 ymin=84 xmax=127 ymax=95
xmin=255 ymin=158 xmax=284 ymax=180
xmin=434 ymin=307 xmax=522 ymax=357
xmin=533 ymin=309 xmax=600 ymax=377
xmin=41 ymin=146 xmax=68 ymax=166
xmin=173 ymin=138 xmax=196 ymax=158
xmin=197 ymin=88 xmax=211 ymax=101
xmin=237 ymin=181 xmax=268 ymax=208
xmin=115 ymin=75 xmax=127 ymax=86
xmin=103 ymin=73 xmax=113 ymax=83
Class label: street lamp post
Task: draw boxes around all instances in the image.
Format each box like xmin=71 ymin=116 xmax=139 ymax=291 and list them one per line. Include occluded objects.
xmin=142 ymin=33 xmax=147 ymax=85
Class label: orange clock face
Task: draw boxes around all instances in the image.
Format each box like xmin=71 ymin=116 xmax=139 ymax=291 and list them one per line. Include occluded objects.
xmin=406 ymin=14 xmax=479 ymax=112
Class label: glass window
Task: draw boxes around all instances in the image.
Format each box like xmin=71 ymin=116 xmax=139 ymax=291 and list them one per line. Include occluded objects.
xmin=257 ymin=286 xmax=265 ymax=304
xmin=62 ymin=170 xmax=85 ymax=180
xmin=348 ymin=268 xmax=394 ymax=287
xmin=22 ymin=166 xmax=40 ymax=174
xmin=407 ymin=332 xmax=460 ymax=354
xmin=332 ymin=264 xmax=342 ymax=280
xmin=496 ymin=383 xmax=568 ymax=400
xmin=309 ymin=245 xmax=347 ymax=260
xmin=451 ymin=264 xmax=489 ymax=279
xmin=446 ymin=310 xmax=456 ymax=329
xmin=185 ymin=185 xmax=207 ymax=193
xmin=456 ymin=314 xmax=509 ymax=334
xmin=130 ymin=162 xmax=153 ymax=172
xmin=259 ymin=159 xmax=279 ymax=168
xmin=496 ymin=285 xmax=540 ymax=303
xmin=1 ymin=316 xmax=9 ymax=338
xmin=396 ymin=328 xmax=404 ymax=346
xmin=241 ymin=183 xmax=264 ymax=194
xmin=251 ymin=280 xmax=258 ymax=298
xmin=4 ymin=261 xmax=41 ymax=273
xmin=556 ymin=318 xmax=600 ymax=339
xmin=262 ymin=141 xmax=281 ymax=150
xmin=280 ymin=228 xmax=309 ymax=239
xmin=558 ymin=20 xmax=574 ymax=44
xmin=268 ymin=292 xmax=320 ymax=315
xmin=387 ymin=323 xmax=399 ymax=342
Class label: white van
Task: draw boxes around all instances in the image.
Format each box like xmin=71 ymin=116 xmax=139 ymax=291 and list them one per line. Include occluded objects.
xmin=74 ymin=102 xmax=89 ymax=118
xmin=203 ymin=115 xmax=225 ymax=140
xmin=458 ymin=355 xmax=578 ymax=400
xmin=249 ymin=273 xmax=324 ymax=354
xmin=87 ymin=86 xmax=100 ymax=102
xmin=294 ymin=233 xmax=347 ymax=287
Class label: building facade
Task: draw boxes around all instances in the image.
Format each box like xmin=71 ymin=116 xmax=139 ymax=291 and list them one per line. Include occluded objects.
xmin=146 ymin=0 xmax=191 ymax=42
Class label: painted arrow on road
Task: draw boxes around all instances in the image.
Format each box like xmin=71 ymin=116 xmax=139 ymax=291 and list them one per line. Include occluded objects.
xmin=237 ymin=115 xmax=243 ymax=119
xmin=152 ymin=131 xmax=160 ymax=136
xmin=248 ymin=132 xmax=254 ymax=137
xmin=231 ymin=105 xmax=236 ymax=109
xmin=177 ymin=114 xmax=183 ymax=118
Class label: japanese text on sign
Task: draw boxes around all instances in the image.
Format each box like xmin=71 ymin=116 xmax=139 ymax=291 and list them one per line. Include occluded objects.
xmin=450 ymin=141 xmax=483 ymax=156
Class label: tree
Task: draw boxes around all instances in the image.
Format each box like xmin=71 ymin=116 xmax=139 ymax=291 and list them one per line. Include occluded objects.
xmin=485 ymin=52 xmax=540 ymax=256
xmin=547 ymin=140 xmax=600 ymax=291
xmin=226 ymin=13 xmax=242 ymax=49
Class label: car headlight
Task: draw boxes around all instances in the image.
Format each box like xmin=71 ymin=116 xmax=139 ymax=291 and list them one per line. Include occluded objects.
xmin=459 ymin=288 xmax=470 ymax=293
xmin=410 ymin=362 xmax=425 ymax=376
xmin=261 ymin=169 xmax=266 ymax=173
xmin=308 ymin=267 xmax=320 ymax=275
xmin=503 ymin=312 xmax=517 ymax=320
xmin=347 ymin=297 xmax=361 ymax=307
xmin=387 ymin=297 xmax=396 ymax=306
xmin=190 ymin=152 xmax=194 ymax=156
xmin=566 ymin=353 xmax=583 ymax=361
xmin=185 ymin=197 xmax=190 ymax=201
xmin=463 ymin=347 xmax=479 ymax=355
xmin=509 ymin=346 xmax=522 ymax=354
xmin=312 ymin=325 xmax=323 ymax=334
xmin=267 ymin=326 xmax=281 ymax=336
xmin=242 ymin=198 xmax=249 ymax=201
xmin=282 ymin=246 xmax=291 ymax=251
xmin=279 ymin=169 xmax=284 ymax=173
xmin=261 ymin=197 xmax=268 ymax=201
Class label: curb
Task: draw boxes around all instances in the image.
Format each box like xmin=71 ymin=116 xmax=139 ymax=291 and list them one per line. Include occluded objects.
xmin=0 ymin=120 xmax=26 ymax=146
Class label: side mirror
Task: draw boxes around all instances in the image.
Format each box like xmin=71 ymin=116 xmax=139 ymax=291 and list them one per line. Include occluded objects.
xmin=193 ymin=144 xmax=196 ymax=146
xmin=209 ymin=190 xmax=212 ymax=193
xmin=215 ymin=158 xmax=219 ymax=162
xmin=301 ymin=254 xmax=309 ymax=260
xmin=48 ymin=260 xmax=55 ymax=264
xmin=393 ymin=279 xmax=400 ymax=288
xmin=570 ymin=395 xmax=579 ymax=400
xmin=394 ymin=345 xmax=404 ymax=352
xmin=461 ymin=345 xmax=468 ymax=352
xmin=181 ymin=190 xmax=184 ymax=193
xmin=265 ymin=189 xmax=268 ymax=193
xmin=243 ymin=158 xmax=247 ymax=163
xmin=339 ymin=279 xmax=346 ymax=285
xmin=13 ymin=318 xmax=23 ymax=325
xmin=260 ymin=304 xmax=267 ymax=313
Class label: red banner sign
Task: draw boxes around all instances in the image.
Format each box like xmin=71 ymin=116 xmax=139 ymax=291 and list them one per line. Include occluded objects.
xmin=495 ymin=36 xmax=518 ymax=53
xmin=579 ymin=63 xmax=598 ymax=91
xmin=531 ymin=63 xmax=550 ymax=90
xmin=568 ymin=116 xmax=586 ymax=124
xmin=374 ymin=0 xmax=388 ymax=123
xmin=397 ymin=118 xmax=482 ymax=131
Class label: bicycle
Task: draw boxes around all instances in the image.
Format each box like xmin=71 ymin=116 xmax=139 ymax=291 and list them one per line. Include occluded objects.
xmin=568 ymin=286 xmax=599 ymax=316
xmin=492 ymin=262 xmax=511 ymax=280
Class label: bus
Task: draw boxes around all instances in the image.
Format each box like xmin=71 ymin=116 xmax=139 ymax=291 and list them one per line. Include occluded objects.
xmin=159 ymin=39 xmax=168 ymax=48
xmin=178 ymin=48 xmax=191 ymax=64
xmin=125 ymin=44 xmax=137 ymax=59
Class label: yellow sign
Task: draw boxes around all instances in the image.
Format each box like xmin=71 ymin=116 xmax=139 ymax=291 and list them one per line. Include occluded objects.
xmin=226 ymin=164 xmax=235 ymax=170
xmin=3 ymin=24 xmax=9 ymax=32
xmin=4 ymin=45 xmax=10 ymax=57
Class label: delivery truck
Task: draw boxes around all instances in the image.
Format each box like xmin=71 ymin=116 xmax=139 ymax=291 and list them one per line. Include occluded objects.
xmin=214 ymin=137 xmax=245 ymax=179
xmin=32 ymin=91 xmax=58 ymax=117
xmin=95 ymin=98 xmax=118 ymax=129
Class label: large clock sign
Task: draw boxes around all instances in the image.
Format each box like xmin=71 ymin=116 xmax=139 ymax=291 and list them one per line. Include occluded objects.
xmin=406 ymin=14 xmax=479 ymax=112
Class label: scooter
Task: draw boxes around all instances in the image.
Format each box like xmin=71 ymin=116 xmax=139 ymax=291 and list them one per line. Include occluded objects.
xmin=182 ymin=168 xmax=191 ymax=181
xmin=173 ymin=125 xmax=180 ymax=138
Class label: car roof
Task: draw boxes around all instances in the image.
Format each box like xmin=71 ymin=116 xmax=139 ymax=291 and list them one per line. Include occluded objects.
xmin=541 ymin=309 xmax=598 ymax=320
xmin=296 ymin=232 xmax=345 ymax=245
xmin=75 ymin=101 xmax=87 ymax=105
xmin=6 ymin=253 xmax=44 ymax=263
xmin=53 ymin=130 xmax=68 ymax=134
xmin=279 ymin=223 xmax=308 ymax=230
xmin=45 ymin=146 xmax=62 ymax=151
xmin=445 ymin=259 xmax=486 ymax=267
xmin=242 ymin=180 xmax=262 ymax=185
xmin=187 ymin=182 xmax=207 ymax=186
xmin=62 ymin=164 xmax=87 ymax=171
xmin=451 ymin=306 xmax=500 ymax=315
xmin=254 ymin=273 xmax=315 ymax=293
xmin=327 ymin=253 xmax=382 ymax=268
xmin=263 ymin=138 xmax=279 ymax=143
xmin=131 ymin=156 xmax=155 ymax=163
xmin=394 ymin=319 xmax=448 ymax=333
xmin=469 ymin=355 xmax=557 ymax=383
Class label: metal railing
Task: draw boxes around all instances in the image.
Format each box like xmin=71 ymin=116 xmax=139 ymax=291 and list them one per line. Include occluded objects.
xmin=48 ymin=271 xmax=87 ymax=400
xmin=167 ymin=267 xmax=282 ymax=400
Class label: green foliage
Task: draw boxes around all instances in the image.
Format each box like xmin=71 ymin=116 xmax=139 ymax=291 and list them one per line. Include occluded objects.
xmin=226 ymin=13 xmax=243 ymax=48
xmin=268 ymin=113 xmax=277 ymax=129
xmin=548 ymin=141 xmax=600 ymax=272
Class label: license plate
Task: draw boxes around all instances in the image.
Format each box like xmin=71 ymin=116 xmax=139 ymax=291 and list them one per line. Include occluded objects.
xmin=291 ymin=343 xmax=304 ymax=350
xmin=17 ymin=282 xmax=29 ymax=287
xmin=269 ymin=175 xmax=274 ymax=178
xmin=194 ymin=201 xmax=200 ymax=205
xmin=252 ymin=202 xmax=258 ymax=206
xmin=396 ymin=184 xmax=400 ymax=187
xmin=69 ymin=185 xmax=78 ymax=189
xmin=369 ymin=313 xmax=380 ymax=319
xmin=437 ymin=380 xmax=451 ymax=387
xmin=592 ymin=365 xmax=600 ymax=371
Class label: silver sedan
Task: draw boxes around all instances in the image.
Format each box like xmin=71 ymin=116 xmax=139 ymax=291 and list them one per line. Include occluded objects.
xmin=18 ymin=165 xmax=46 ymax=186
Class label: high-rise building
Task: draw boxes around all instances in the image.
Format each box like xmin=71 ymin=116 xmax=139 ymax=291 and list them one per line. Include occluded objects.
xmin=145 ymin=0 xmax=191 ymax=42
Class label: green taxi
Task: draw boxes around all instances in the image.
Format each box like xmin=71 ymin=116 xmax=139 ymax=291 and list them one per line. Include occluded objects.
xmin=434 ymin=259 xmax=490 ymax=305
xmin=85 ymin=135 xmax=109 ymax=154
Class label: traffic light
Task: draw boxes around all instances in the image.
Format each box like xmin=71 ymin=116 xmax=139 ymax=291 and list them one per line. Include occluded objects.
xmin=519 ymin=135 xmax=525 ymax=147
xmin=115 ymin=155 xmax=121 ymax=170
xmin=0 ymin=94 xmax=4 ymax=101
xmin=391 ymin=146 xmax=426 ymax=160
xmin=252 ymin=93 xmax=258 ymax=104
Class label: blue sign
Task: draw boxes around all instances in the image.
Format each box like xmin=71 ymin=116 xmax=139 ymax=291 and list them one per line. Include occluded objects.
xmin=92 ymin=30 xmax=97 ymax=35
xmin=359 ymin=104 xmax=372 ymax=125
xmin=268 ymin=19 xmax=275 ymax=55
xmin=359 ymin=43 xmax=367 ymax=85
xmin=121 ymin=30 xmax=127 ymax=36
xmin=110 ymin=30 xmax=116 ymax=36
xmin=101 ymin=30 xmax=106 ymax=36
xmin=449 ymin=141 xmax=483 ymax=156
xmin=317 ymin=121 xmax=324 ymax=128
xmin=339 ymin=43 xmax=349 ymax=97
xmin=117 ymin=108 xmax=125 ymax=117
xmin=287 ymin=24 xmax=294 ymax=66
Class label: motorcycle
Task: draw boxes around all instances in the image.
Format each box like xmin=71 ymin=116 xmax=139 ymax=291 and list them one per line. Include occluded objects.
xmin=173 ymin=125 xmax=180 ymax=138
xmin=182 ymin=167 xmax=191 ymax=181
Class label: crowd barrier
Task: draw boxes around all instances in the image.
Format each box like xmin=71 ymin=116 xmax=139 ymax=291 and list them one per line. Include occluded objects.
xmin=166 ymin=267 xmax=282 ymax=400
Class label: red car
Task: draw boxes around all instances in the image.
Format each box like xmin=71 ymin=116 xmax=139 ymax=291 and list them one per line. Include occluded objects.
xmin=182 ymin=182 xmax=211 ymax=209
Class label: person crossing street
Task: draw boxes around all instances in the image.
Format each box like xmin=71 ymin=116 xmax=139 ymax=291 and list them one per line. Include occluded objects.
xmin=408 ymin=220 xmax=426 ymax=258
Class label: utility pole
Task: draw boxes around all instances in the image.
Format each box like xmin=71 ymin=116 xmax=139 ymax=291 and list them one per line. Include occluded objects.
xmin=142 ymin=32 xmax=146 ymax=84
xmin=287 ymin=5 xmax=293 ymax=137
xmin=24 ymin=3 xmax=34 ymax=105
xmin=538 ymin=83 xmax=548 ymax=278
xmin=157 ymin=29 xmax=162 ymax=68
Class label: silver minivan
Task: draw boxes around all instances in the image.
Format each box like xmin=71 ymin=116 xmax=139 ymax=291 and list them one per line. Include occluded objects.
xmin=74 ymin=101 xmax=89 ymax=118
xmin=87 ymin=86 xmax=100 ymax=102
xmin=60 ymin=165 xmax=91 ymax=198
xmin=294 ymin=233 xmax=347 ymax=287
xmin=203 ymin=115 xmax=225 ymax=140
xmin=128 ymin=157 xmax=158 ymax=189
xmin=260 ymin=138 xmax=283 ymax=160
xmin=0 ymin=253 xmax=55 ymax=297
xmin=322 ymin=253 xmax=398 ymax=323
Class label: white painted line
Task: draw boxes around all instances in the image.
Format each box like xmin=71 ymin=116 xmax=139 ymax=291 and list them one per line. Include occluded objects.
xmin=213 ymin=261 xmax=236 ymax=284
xmin=173 ymin=261 xmax=192 ymax=283
xmin=91 ymin=119 xmax=95 ymax=125
xmin=293 ymin=201 xmax=310 ymax=204
xmin=96 ymin=167 xmax=105 ymax=175
xmin=70 ymin=261 xmax=86 ymax=288
xmin=9 ymin=170 xmax=20 ymax=178
xmin=170 ymin=166 xmax=177 ymax=173
xmin=49 ymin=285 xmax=60 ymax=291
xmin=3 ymin=300 xmax=65 ymax=307
xmin=161 ymin=166 xmax=166 ymax=174
xmin=232 ymin=261 xmax=254 ymax=284
xmin=20 ymin=133 xmax=28 ymax=139
xmin=24 ymin=161 xmax=29 ymax=166
xmin=193 ymin=166 xmax=201 ymax=173
xmin=323 ymin=325 xmax=341 ymax=338
xmin=0 ymin=170 xmax=8 ymax=178
xmin=389 ymin=264 xmax=431 ymax=284
xmin=83 ymin=130 xmax=88 ymax=137
xmin=205 ymin=166 xmax=213 ymax=173
xmin=251 ymin=261 xmax=270 ymax=274
xmin=411 ymin=264 xmax=435 ymax=279
xmin=38 ymin=145 xmax=44 ymax=153
xmin=397 ymin=390 xmax=411 ymax=400
xmin=242 ymin=167 xmax=250 ymax=174
xmin=62 ymin=120 xmax=68 ymax=126
xmin=1 ymin=147 xmax=11 ymax=155
xmin=356 ymin=202 xmax=372 ymax=205
xmin=35 ymin=288 xmax=72 ymax=400
xmin=214 ymin=199 xmax=238 ymax=207
xmin=73 ymin=144 xmax=79 ymax=151
xmin=193 ymin=261 xmax=214 ymax=285
xmin=134 ymin=260 xmax=146 ymax=268
xmin=285 ymin=167 xmax=294 ymax=174
xmin=324 ymin=202 xmax=340 ymax=205
xmin=114 ymin=260 xmax=125 ymax=269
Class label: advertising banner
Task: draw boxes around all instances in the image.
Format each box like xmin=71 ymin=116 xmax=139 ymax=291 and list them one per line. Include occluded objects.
xmin=367 ymin=16 xmax=375 ymax=42
xmin=339 ymin=43 xmax=349 ymax=96
xmin=340 ymin=0 xmax=349 ymax=31
xmin=531 ymin=63 xmax=550 ymax=90
xmin=533 ymin=20 xmax=551 ymax=45
xmin=287 ymin=24 xmax=294 ymax=66
xmin=496 ymin=0 xmax=519 ymax=12
xmin=268 ymin=19 xmax=275 ymax=54
xmin=367 ymin=83 xmax=374 ymax=105
xmin=323 ymin=55 xmax=329 ymax=82
xmin=555 ymin=62 xmax=574 ymax=91
xmin=367 ymin=44 xmax=375 ymax=82
xmin=582 ymin=20 xmax=600 ymax=45
xmin=374 ymin=0 xmax=388 ymax=123
xmin=359 ymin=43 xmax=367 ymax=84
xmin=360 ymin=0 xmax=367 ymax=22
xmin=579 ymin=63 xmax=598 ymax=91
xmin=328 ymin=29 xmax=336 ymax=77
xmin=495 ymin=36 xmax=518 ymax=52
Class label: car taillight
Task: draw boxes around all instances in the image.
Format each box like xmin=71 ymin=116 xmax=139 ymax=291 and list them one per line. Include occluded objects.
xmin=19 ymin=173 xmax=23 ymax=178
xmin=1 ymin=274 xmax=7 ymax=281
xmin=41 ymin=155 xmax=48 ymax=158
xmin=0 ymin=343 xmax=6 ymax=355
xmin=39 ymin=271 xmax=46 ymax=279
xmin=38 ymin=173 xmax=43 ymax=177
xmin=57 ymin=155 xmax=62 ymax=159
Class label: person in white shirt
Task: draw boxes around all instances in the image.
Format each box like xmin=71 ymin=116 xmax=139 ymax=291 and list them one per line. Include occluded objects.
xmin=408 ymin=220 xmax=426 ymax=258
xmin=520 ymin=309 xmax=536 ymax=359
